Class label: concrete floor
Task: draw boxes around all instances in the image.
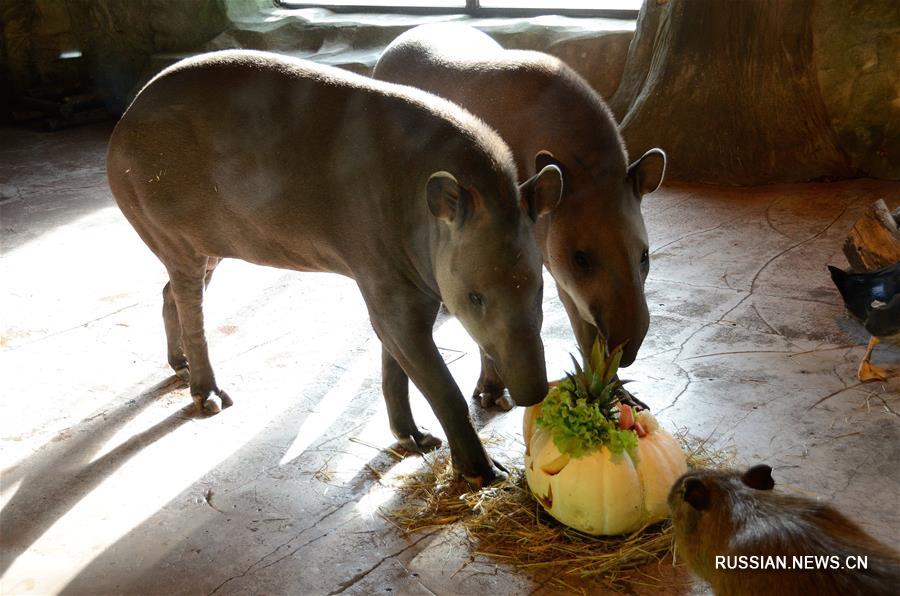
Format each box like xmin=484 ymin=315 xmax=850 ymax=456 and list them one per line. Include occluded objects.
xmin=1 ymin=122 xmax=898 ymax=595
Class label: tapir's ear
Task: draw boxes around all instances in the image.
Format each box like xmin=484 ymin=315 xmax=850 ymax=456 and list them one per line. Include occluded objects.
xmin=519 ymin=164 xmax=563 ymax=222
xmin=682 ymin=477 xmax=711 ymax=511
xmin=534 ymin=151 xmax=567 ymax=206
xmin=427 ymin=171 xmax=472 ymax=225
xmin=742 ymin=464 xmax=775 ymax=491
xmin=626 ymin=148 xmax=666 ymax=197
xmin=535 ymin=150 xmax=565 ymax=178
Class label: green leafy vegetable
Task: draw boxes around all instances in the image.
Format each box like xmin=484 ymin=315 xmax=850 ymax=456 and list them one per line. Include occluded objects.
xmin=535 ymin=339 xmax=639 ymax=460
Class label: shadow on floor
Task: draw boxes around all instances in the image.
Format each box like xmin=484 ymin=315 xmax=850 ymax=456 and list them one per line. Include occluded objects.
xmin=55 ymin=325 xmax=512 ymax=595
xmin=56 ymin=385 xmax=392 ymax=594
xmin=0 ymin=375 xmax=190 ymax=575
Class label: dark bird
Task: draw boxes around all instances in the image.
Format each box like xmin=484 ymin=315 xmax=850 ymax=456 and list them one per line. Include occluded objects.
xmin=828 ymin=262 xmax=900 ymax=381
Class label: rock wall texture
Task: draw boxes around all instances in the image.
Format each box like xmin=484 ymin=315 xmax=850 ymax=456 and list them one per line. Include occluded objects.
xmin=0 ymin=0 xmax=228 ymax=113
xmin=612 ymin=0 xmax=898 ymax=184
xmin=2 ymin=0 xmax=85 ymax=99
xmin=611 ymin=0 xmax=853 ymax=185
xmin=201 ymin=8 xmax=634 ymax=95
xmin=812 ymin=0 xmax=900 ymax=180
xmin=1 ymin=0 xmax=895 ymax=183
xmin=1 ymin=2 xmax=633 ymax=113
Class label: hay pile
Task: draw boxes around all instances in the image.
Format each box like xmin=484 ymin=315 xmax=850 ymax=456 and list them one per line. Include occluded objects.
xmin=378 ymin=430 xmax=730 ymax=591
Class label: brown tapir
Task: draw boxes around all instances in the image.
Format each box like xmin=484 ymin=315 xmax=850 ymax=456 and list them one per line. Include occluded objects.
xmin=375 ymin=24 xmax=666 ymax=410
xmin=106 ymin=49 xmax=562 ymax=486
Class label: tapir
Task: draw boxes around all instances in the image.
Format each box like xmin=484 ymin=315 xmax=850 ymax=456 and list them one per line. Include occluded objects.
xmin=106 ymin=50 xmax=563 ymax=486
xmin=375 ymin=24 xmax=667 ymax=410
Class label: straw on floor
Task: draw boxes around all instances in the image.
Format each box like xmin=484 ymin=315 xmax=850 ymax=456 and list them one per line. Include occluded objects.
xmin=378 ymin=430 xmax=731 ymax=591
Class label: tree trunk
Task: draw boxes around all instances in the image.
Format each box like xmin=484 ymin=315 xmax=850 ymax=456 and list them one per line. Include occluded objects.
xmin=611 ymin=0 xmax=853 ymax=185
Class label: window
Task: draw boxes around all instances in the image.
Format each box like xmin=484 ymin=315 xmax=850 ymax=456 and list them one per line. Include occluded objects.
xmin=279 ymin=1 xmax=641 ymax=17
xmin=287 ymin=1 xmax=466 ymax=6
xmin=479 ymin=1 xmax=640 ymax=8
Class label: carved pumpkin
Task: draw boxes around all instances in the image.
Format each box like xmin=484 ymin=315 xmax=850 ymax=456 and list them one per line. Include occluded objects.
xmin=523 ymin=341 xmax=687 ymax=536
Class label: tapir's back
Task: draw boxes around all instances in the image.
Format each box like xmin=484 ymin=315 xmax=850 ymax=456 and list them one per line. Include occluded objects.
xmin=374 ymin=23 xmax=625 ymax=177
xmin=108 ymin=50 xmax=512 ymax=272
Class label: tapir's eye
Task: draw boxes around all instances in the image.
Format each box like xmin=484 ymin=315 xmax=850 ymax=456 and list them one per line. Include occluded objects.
xmin=573 ymin=251 xmax=591 ymax=271
xmin=469 ymin=292 xmax=484 ymax=307
xmin=641 ymin=249 xmax=650 ymax=267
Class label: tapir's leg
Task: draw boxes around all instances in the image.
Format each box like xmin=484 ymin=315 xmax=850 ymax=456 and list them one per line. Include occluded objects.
xmin=382 ymin=346 xmax=442 ymax=452
xmin=367 ymin=286 xmax=505 ymax=487
xmin=167 ymin=260 xmax=232 ymax=414
xmin=472 ymin=350 xmax=514 ymax=412
xmin=163 ymin=281 xmax=189 ymax=379
xmin=163 ymin=258 xmax=220 ymax=381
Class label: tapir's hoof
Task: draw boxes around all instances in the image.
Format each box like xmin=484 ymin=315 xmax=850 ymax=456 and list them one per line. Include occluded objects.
xmin=168 ymin=353 xmax=190 ymax=378
xmin=462 ymin=467 xmax=508 ymax=489
xmin=192 ymin=389 xmax=233 ymax=416
xmin=474 ymin=384 xmax=512 ymax=411
xmin=494 ymin=394 xmax=515 ymax=412
xmin=396 ymin=431 xmax=442 ymax=453
xmin=618 ymin=387 xmax=650 ymax=412
xmin=456 ymin=459 xmax=509 ymax=488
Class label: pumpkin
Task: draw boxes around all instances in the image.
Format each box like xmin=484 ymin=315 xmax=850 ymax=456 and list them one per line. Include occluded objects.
xmin=523 ymin=340 xmax=687 ymax=536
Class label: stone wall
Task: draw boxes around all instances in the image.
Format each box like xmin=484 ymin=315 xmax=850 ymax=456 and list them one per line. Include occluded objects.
xmin=1 ymin=0 xmax=896 ymax=182
xmin=1 ymin=1 xmax=634 ymax=115
xmin=2 ymin=1 xmax=84 ymax=107
xmin=812 ymin=0 xmax=900 ymax=180
xmin=0 ymin=0 xmax=228 ymax=113
xmin=201 ymin=8 xmax=634 ymax=94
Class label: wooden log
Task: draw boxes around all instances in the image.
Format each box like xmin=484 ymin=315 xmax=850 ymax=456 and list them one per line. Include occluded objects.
xmin=842 ymin=199 xmax=900 ymax=272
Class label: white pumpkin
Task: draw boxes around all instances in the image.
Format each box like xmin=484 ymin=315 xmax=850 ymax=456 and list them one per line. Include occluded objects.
xmin=523 ymin=404 xmax=687 ymax=536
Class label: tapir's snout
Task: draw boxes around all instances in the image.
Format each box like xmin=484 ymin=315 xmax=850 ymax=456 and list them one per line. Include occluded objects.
xmin=592 ymin=301 xmax=649 ymax=368
xmin=620 ymin=337 xmax=642 ymax=368
xmin=508 ymin=376 xmax=548 ymax=407
xmin=491 ymin=332 xmax=548 ymax=407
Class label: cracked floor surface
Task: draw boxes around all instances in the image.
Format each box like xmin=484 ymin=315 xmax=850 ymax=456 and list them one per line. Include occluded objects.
xmin=1 ymin=122 xmax=898 ymax=595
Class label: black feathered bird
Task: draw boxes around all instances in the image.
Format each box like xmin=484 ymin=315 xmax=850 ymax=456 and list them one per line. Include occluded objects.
xmin=828 ymin=262 xmax=900 ymax=381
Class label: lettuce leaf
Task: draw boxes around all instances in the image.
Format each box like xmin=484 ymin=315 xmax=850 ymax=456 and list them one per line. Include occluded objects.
xmin=536 ymin=380 xmax=639 ymax=461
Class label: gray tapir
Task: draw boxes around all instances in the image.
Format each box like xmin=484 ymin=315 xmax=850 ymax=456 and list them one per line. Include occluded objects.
xmin=107 ymin=50 xmax=562 ymax=486
xmin=375 ymin=24 xmax=666 ymax=410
